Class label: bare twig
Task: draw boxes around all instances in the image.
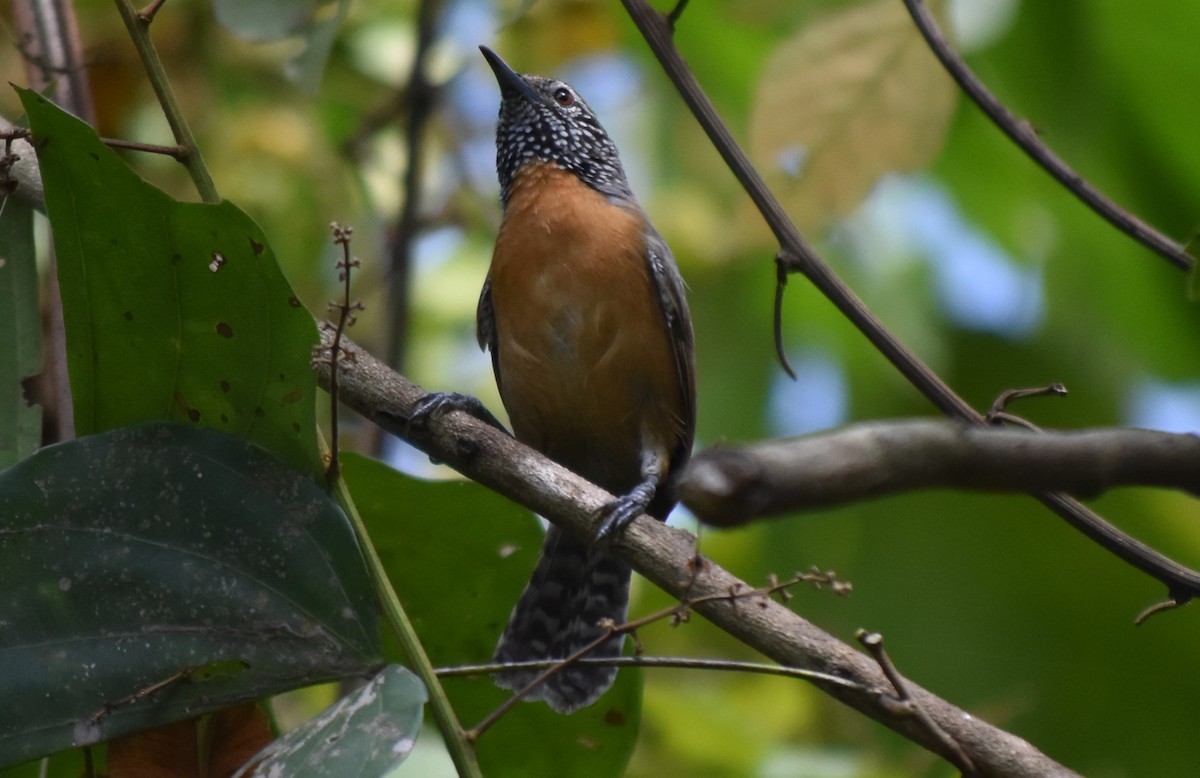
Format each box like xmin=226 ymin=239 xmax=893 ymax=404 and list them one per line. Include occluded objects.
xmin=1133 ymin=597 xmax=1189 ymax=626
xmin=322 ymin=223 xmax=363 ymax=482
xmin=100 ymin=137 xmax=189 ymax=159
xmin=112 ymin=0 xmax=218 ymax=202
xmin=773 ymin=255 xmax=797 ymax=379
xmin=859 ymin=631 xmax=977 ymax=776
xmin=987 ymin=383 xmax=1068 ymax=420
xmin=986 ymin=383 xmax=1067 ymax=431
xmin=901 ymin=0 xmax=1192 ymax=272
xmin=469 ymin=568 xmax=846 ymax=739
xmin=313 ymin=327 xmax=1081 ymax=776
xmin=437 ymin=655 xmax=862 ymax=688
xmin=619 ymin=0 xmax=1200 ymax=610
xmin=678 ymin=420 xmax=1200 ymax=526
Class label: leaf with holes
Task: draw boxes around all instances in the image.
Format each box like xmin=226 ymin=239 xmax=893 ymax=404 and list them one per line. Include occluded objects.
xmin=18 ymin=89 xmax=321 ymax=479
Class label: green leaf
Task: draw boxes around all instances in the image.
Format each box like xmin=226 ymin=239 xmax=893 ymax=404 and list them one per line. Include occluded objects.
xmin=341 ymin=454 xmax=641 ymax=778
xmin=0 ymin=423 xmax=380 ymax=768
xmin=17 ymin=89 xmax=321 ymax=479
xmin=212 ymin=0 xmax=315 ymax=41
xmin=0 ymin=196 xmax=41 ymax=467
xmin=284 ymin=0 xmax=351 ymax=94
xmin=234 ymin=665 xmax=424 ymax=776
xmin=212 ymin=0 xmax=347 ymax=93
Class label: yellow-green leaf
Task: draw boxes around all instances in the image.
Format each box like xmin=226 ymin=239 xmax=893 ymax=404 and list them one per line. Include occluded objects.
xmin=748 ymin=0 xmax=957 ymax=237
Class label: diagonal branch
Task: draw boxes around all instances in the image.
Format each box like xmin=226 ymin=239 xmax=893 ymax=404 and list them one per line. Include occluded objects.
xmin=313 ymin=325 xmax=1080 ymax=777
xmin=619 ymin=0 xmax=1200 ymax=607
xmin=901 ymin=0 xmax=1193 ymax=272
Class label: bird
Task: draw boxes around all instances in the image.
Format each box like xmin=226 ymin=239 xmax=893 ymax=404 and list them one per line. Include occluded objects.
xmin=476 ymin=46 xmax=697 ymax=713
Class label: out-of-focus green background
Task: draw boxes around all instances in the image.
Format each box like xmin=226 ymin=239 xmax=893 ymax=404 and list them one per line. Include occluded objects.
xmin=4 ymin=1 xmax=1198 ymax=775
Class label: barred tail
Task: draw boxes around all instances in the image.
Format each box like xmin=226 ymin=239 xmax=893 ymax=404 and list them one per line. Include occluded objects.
xmin=493 ymin=525 xmax=631 ymax=713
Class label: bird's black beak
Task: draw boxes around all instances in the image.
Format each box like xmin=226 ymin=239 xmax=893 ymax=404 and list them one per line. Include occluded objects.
xmin=480 ymin=46 xmax=541 ymax=103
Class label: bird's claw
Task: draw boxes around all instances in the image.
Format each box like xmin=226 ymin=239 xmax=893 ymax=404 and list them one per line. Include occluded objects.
xmin=407 ymin=391 xmax=506 ymax=434
xmin=594 ymin=483 xmax=655 ymax=544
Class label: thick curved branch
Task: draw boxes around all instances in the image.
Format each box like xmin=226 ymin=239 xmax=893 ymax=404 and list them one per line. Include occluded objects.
xmin=314 ymin=325 xmax=1079 ymax=778
xmin=680 ymin=420 xmax=1200 ymax=526
xmin=619 ymin=0 xmax=1200 ymax=606
xmin=901 ymin=0 xmax=1192 ymax=272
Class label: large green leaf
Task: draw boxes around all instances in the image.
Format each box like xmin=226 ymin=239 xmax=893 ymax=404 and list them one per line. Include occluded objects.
xmin=234 ymin=665 xmax=424 ymax=777
xmin=0 ymin=198 xmax=41 ymax=470
xmin=0 ymin=196 xmax=41 ymax=467
xmin=341 ymin=454 xmax=641 ymax=778
xmin=0 ymin=423 xmax=380 ymax=768
xmin=17 ymin=89 xmax=321 ymax=479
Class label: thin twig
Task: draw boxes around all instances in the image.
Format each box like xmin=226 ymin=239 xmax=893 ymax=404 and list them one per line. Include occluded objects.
xmin=901 ymin=0 xmax=1192 ymax=272
xmin=1134 ymin=597 xmax=1189 ymax=626
xmin=773 ymin=255 xmax=796 ymax=379
xmin=987 ymin=383 xmax=1068 ymax=420
xmin=323 ymin=223 xmax=362 ymax=483
xmin=100 ymin=136 xmax=188 ymax=159
xmin=437 ymin=655 xmax=863 ymax=689
xmin=665 ymin=0 xmax=689 ymax=31
xmin=859 ymin=631 xmax=977 ymax=776
xmin=986 ymin=383 xmax=1067 ymax=431
xmin=112 ymin=0 xmax=218 ymax=203
xmin=469 ymin=569 xmax=848 ymax=739
xmin=619 ymin=0 xmax=1200 ymax=611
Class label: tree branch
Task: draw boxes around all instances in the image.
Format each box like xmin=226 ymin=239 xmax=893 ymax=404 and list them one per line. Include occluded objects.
xmin=901 ymin=0 xmax=1193 ymax=272
xmin=679 ymin=419 xmax=1200 ymax=526
xmin=112 ymin=0 xmax=218 ymax=203
xmin=313 ymin=325 xmax=1080 ymax=777
xmin=618 ymin=0 xmax=1200 ymax=607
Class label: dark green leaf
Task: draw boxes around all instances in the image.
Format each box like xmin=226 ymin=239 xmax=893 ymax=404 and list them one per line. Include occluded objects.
xmin=17 ymin=89 xmax=321 ymax=479
xmin=0 ymin=423 xmax=380 ymax=768
xmin=0 ymin=196 xmax=41 ymax=467
xmin=235 ymin=665 xmax=424 ymax=777
xmin=341 ymin=454 xmax=641 ymax=778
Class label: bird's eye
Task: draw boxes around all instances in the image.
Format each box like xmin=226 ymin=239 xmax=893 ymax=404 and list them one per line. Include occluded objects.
xmin=553 ymin=87 xmax=575 ymax=107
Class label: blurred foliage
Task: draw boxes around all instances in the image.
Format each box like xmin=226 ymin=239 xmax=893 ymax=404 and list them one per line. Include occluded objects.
xmin=4 ymin=0 xmax=1200 ymax=776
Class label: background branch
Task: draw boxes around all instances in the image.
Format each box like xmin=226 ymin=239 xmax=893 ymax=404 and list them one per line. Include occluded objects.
xmin=901 ymin=0 xmax=1193 ymax=272
xmin=619 ymin=0 xmax=1200 ymax=607
xmin=313 ymin=325 xmax=1080 ymax=778
xmin=679 ymin=419 xmax=1200 ymax=526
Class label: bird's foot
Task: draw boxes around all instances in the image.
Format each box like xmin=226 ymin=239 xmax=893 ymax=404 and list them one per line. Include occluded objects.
xmin=407 ymin=391 xmax=507 ymax=435
xmin=595 ymin=482 xmax=656 ymax=543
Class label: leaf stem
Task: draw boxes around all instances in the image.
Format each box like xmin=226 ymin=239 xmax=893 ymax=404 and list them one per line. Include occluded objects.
xmin=112 ymin=0 xmax=219 ymax=203
xmin=331 ymin=476 xmax=482 ymax=778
